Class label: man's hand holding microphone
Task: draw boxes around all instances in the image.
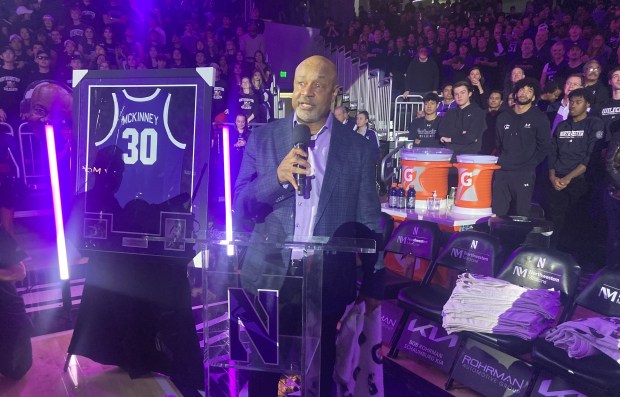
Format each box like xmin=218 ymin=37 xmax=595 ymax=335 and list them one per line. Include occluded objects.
xmin=277 ymin=124 xmax=312 ymax=194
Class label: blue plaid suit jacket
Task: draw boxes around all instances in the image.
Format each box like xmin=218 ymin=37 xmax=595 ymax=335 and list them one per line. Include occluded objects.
xmin=234 ymin=115 xmax=384 ymax=311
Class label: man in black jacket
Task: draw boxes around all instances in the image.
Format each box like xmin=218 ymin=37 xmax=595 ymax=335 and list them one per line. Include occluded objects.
xmin=403 ymin=46 xmax=439 ymax=97
xmin=548 ymin=88 xmax=604 ymax=248
xmin=438 ymin=81 xmax=487 ymax=156
xmin=583 ymin=60 xmax=610 ymax=108
xmin=493 ymin=78 xmax=551 ymax=216
xmin=438 ymin=81 xmax=487 ymax=187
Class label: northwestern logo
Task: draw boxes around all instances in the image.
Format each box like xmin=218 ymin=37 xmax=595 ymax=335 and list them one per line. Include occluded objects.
xmin=228 ymin=288 xmax=279 ymax=364
xmin=413 ymin=227 xmax=419 ymax=236
xmin=382 ymin=315 xmax=398 ymax=329
xmin=599 ymin=285 xmax=620 ymax=304
xmin=407 ymin=318 xmax=458 ymax=348
xmin=470 ymin=240 xmax=478 ymax=250
xmin=396 ymin=235 xmax=427 ymax=245
xmin=537 ymin=257 xmax=547 ymax=268
xmin=451 ymin=248 xmax=465 ymax=258
xmin=514 ymin=265 xmax=528 ymax=278
xmin=537 ymin=379 xmax=586 ymax=397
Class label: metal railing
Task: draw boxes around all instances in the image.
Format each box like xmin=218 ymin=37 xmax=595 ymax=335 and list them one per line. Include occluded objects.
xmin=0 ymin=122 xmax=14 ymax=136
xmin=374 ymin=78 xmax=392 ymax=137
xmin=17 ymin=122 xmax=49 ymax=190
xmin=327 ymin=44 xmax=395 ymax=136
xmin=390 ymin=94 xmax=424 ymax=141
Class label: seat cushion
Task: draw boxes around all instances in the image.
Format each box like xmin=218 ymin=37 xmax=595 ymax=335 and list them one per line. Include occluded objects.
xmin=384 ymin=270 xmax=420 ymax=299
xmin=532 ymin=337 xmax=620 ymax=392
xmin=356 ymin=269 xmax=419 ymax=299
xmin=464 ymin=331 xmax=532 ymax=356
xmin=398 ymin=284 xmax=451 ymax=322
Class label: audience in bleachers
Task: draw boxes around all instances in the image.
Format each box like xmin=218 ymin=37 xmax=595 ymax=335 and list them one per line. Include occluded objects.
xmin=0 ymin=0 xmax=272 ymax=129
xmin=0 ymin=0 xmax=618 ymax=266
xmin=319 ymin=0 xmax=620 ymax=266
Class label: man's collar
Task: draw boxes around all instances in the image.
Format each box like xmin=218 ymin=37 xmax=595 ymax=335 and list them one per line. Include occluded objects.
xmin=293 ymin=112 xmax=333 ymax=137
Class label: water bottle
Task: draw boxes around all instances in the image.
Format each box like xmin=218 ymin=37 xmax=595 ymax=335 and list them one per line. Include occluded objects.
xmin=389 ymin=182 xmax=399 ymax=208
xmin=397 ymin=184 xmax=406 ymax=209
xmin=447 ymin=186 xmax=456 ymax=208
xmin=406 ymin=186 xmax=416 ymax=210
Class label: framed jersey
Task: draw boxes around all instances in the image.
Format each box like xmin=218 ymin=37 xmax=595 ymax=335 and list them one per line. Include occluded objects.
xmin=72 ymin=68 xmax=214 ymax=258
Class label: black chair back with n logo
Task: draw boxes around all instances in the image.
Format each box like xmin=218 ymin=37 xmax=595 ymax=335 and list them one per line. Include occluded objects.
xmin=497 ymin=247 xmax=581 ymax=310
xmin=531 ymin=268 xmax=620 ymax=397
xmin=385 ymin=219 xmax=441 ymax=262
xmin=572 ymin=267 xmax=620 ymax=318
xmin=425 ymin=230 xmax=502 ymax=284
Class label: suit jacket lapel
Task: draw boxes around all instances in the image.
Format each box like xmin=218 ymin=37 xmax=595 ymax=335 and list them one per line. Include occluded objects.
xmin=314 ymin=122 xmax=344 ymax=229
xmin=274 ymin=116 xmax=293 ymax=163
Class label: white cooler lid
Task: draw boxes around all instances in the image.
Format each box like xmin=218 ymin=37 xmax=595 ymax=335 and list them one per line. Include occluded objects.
xmin=456 ymin=154 xmax=498 ymax=164
xmin=401 ymin=147 xmax=453 ymax=162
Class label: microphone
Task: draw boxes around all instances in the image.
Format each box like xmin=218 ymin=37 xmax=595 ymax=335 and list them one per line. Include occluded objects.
xmin=292 ymin=124 xmax=311 ymax=196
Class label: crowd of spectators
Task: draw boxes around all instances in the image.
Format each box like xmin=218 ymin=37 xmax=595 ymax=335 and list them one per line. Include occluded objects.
xmin=322 ymin=0 xmax=620 ymax=101
xmin=0 ymin=0 xmax=275 ymax=130
xmin=322 ymin=0 xmax=620 ymax=268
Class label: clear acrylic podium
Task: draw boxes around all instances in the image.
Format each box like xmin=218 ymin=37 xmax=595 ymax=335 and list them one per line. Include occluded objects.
xmin=201 ymin=232 xmax=376 ymax=397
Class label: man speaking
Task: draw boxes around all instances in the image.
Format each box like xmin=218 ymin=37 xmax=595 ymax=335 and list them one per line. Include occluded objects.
xmin=234 ymin=55 xmax=384 ymax=396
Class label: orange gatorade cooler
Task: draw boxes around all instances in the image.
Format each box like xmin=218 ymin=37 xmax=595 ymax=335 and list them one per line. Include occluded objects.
xmin=400 ymin=148 xmax=453 ymax=208
xmin=452 ymin=155 xmax=501 ymax=215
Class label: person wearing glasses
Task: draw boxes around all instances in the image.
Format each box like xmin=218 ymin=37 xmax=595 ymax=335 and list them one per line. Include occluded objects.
xmin=27 ymin=50 xmax=54 ymax=85
xmin=547 ymin=74 xmax=585 ymax=133
xmin=583 ymin=60 xmax=610 ymax=107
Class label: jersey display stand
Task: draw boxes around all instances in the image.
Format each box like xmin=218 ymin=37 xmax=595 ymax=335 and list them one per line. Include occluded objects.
xmin=64 ymin=68 xmax=214 ymax=389
xmin=202 ymin=233 xmax=376 ymax=396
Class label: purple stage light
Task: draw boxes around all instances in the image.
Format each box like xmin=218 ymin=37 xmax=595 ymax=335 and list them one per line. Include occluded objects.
xmin=221 ymin=126 xmax=234 ymax=256
xmin=45 ymin=124 xmax=70 ymax=280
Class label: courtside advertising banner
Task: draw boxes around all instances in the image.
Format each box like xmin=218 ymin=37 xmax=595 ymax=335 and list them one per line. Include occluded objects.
xmin=396 ymin=311 xmax=459 ymax=372
xmin=530 ymin=371 xmax=589 ymax=397
xmin=451 ymin=338 xmax=534 ymax=396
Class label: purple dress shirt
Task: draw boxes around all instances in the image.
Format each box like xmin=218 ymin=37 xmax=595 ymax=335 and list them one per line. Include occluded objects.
xmin=291 ymin=113 xmax=333 ymax=258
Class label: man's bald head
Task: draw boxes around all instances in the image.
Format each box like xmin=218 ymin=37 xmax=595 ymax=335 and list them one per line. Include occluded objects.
xmin=295 ymin=55 xmax=337 ymax=86
xmin=292 ymin=55 xmax=339 ymax=134
xmin=334 ymin=105 xmax=348 ymax=123
xmin=28 ymin=82 xmax=73 ymax=125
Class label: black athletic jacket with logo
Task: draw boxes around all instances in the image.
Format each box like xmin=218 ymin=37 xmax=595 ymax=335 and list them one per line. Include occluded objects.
xmin=438 ymin=102 xmax=487 ymax=158
xmin=549 ymin=116 xmax=604 ymax=176
xmin=495 ymin=106 xmax=551 ymax=171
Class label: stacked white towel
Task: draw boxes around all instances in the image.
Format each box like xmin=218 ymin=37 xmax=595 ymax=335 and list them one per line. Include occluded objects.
xmin=442 ymin=273 xmax=561 ymax=339
xmin=544 ymin=317 xmax=620 ymax=363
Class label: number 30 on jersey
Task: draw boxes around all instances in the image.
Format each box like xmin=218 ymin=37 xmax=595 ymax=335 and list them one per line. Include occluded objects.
xmin=122 ymin=127 xmax=158 ymax=165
